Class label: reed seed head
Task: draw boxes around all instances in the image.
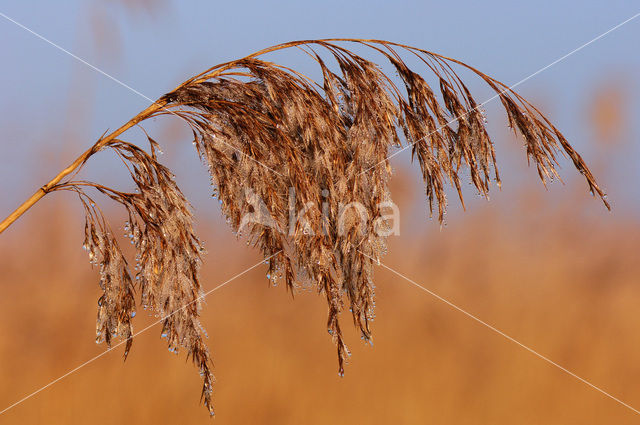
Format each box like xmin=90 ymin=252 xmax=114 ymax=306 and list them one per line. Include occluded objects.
xmin=47 ymin=39 xmax=609 ymax=414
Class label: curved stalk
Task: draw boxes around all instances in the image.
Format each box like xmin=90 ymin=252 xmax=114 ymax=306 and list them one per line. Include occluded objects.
xmin=0 ymin=101 xmax=165 ymax=234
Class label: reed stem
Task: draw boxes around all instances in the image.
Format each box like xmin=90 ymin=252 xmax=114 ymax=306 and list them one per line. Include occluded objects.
xmin=0 ymin=102 xmax=163 ymax=234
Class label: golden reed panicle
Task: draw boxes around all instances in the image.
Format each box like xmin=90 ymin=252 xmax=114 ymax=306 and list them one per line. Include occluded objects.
xmin=0 ymin=39 xmax=609 ymax=415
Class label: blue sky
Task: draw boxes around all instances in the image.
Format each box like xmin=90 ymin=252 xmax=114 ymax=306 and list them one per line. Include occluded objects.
xmin=1 ymin=0 xmax=638 ymax=219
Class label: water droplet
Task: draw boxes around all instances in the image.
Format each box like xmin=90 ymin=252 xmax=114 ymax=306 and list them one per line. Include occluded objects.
xmin=130 ymin=311 xmax=136 ymax=318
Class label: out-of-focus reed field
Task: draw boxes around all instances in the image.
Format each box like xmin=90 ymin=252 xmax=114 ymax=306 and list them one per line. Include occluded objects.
xmin=1 ymin=77 xmax=639 ymax=423
xmin=1 ymin=2 xmax=639 ymax=423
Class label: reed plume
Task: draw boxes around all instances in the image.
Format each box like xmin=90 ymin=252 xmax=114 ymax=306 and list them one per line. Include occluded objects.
xmin=0 ymin=39 xmax=609 ymax=415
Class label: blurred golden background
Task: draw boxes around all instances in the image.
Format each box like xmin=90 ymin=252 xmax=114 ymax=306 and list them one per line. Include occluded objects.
xmin=1 ymin=1 xmax=639 ymax=424
xmin=1 ymin=126 xmax=639 ymax=424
